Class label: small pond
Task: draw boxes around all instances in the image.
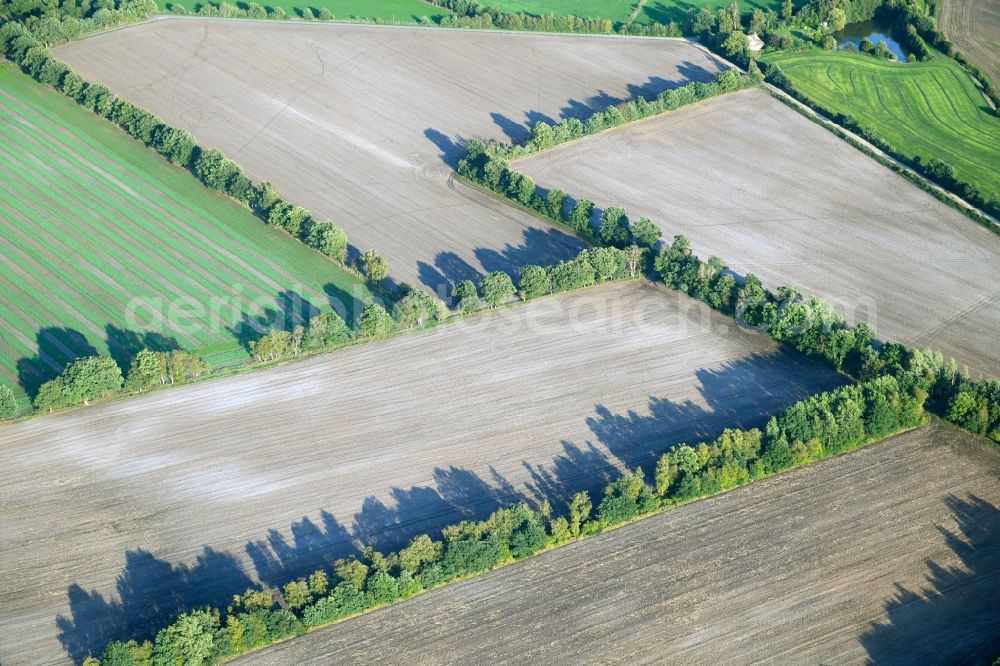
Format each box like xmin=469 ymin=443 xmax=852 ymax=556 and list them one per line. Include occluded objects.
xmin=833 ymin=18 xmax=908 ymax=62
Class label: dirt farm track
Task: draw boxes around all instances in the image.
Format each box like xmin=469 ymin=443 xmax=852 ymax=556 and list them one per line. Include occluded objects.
xmin=245 ymin=425 xmax=1000 ymax=666
xmin=0 ymin=283 xmax=845 ymax=664
xmin=54 ymin=19 xmax=724 ymax=294
xmin=516 ymin=88 xmax=1000 ymax=377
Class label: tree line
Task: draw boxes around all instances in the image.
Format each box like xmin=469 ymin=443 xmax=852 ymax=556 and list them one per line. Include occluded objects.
xmin=1 ymin=242 xmax=647 ymax=419
xmin=479 ymin=68 xmax=758 ymax=163
xmin=425 ymin=0 xmax=685 ymax=37
xmin=457 ymin=100 xmax=1000 ymax=444
xmin=83 ymin=370 xmax=930 ymax=666
xmin=457 ymin=71 xmax=758 ymax=244
xmin=636 ymin=230 xmax=998 ymax=443
xmin=30 ymin=350 xmax=209 ymax=413
xmin=0 ymin=0 xmax=157 ymax=45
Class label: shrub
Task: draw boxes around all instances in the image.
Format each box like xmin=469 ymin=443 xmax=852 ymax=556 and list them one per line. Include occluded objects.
xmin=395 ymin=287 xmax=447 ymax=328
xmin=631 ymin=217 xmax=661 ymax=248
xmin=307 ymin=222 xmax=348 ymax=263
xmin=151 ymin=610 xmax=221 ymax=666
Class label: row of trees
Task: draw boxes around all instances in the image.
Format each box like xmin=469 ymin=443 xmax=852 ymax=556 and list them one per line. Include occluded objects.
xmin=654 ymin=236 xmax=1000 ymax=442
xmin=473 ymin=69 xmax=757 ymax=162
xmin=167 ymin=1 xmax=339 ymax=21
xmin=32 ymin=350 xmax=209 ymax=412
xmin=249 ymin=244 xmax=649 ymax=364
xmin=85 ymin=372 xmax=931 ymax=666
xmin=447 ymin=245 xmax=646 ymax=317
xmin=426 ymin=0 xmax=685 ymax=36
xmin=655 ymin=235 xmax=874 ymax=372
xmin=457 ymin=72 xmax=758 ymax=249
xmin=459 ymin=93 xmax=1000 ymax=443
xmin=0 ymin=0 xmax=157 ymax=46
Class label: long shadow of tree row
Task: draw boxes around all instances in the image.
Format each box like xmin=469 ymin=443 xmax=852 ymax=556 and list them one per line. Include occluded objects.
xmin=423 ymin=66 xmax=719 ymax=170
xmin=52 ymin=351 xmax=840 ymax=662
xmin=860 ymin=493 xmax=1000 ymax=665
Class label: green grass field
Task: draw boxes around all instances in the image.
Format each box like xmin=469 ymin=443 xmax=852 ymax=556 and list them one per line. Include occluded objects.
xmin=637 ymin=0 xmax=786 ymax=26
xmin=171 ymin=0 xmax=450 ymax=20
xmin=485 ymin=0 xmax=636 ymax=22
xmin=482 ymin=0 xmax=787 ymax=25
xmin=0 ymin=65 xmax=374 ymax=403
xmin=765 ymin=49 xmax=1000 ymax=201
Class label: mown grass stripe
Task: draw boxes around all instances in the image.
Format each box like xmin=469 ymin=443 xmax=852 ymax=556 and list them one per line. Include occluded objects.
xmin=0 ymin=66 xmax=373 ymax=392
xmin=0 ymin=114 xmax=269 ymax=306
xmin=0 ymin=90 xmax=342 ymax=302
xmin=0 ymin=191 xmax=152 ymax=349
xmin=767 ymin=49 xmax=1000 ymax=196
xmin=0 ymin=156 xmax=221 ymax=344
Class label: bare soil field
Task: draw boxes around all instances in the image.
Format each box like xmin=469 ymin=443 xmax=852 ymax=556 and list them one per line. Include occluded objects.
xmin=515 ymin=88 xmax=1000 ymax=376
xmin=940 ymin=0 xmax=1000 ymax=89
xmin=245 ymin=425 xmax=1000 ymax=666
xmin=54 ymin=19 xmax=724 ymax=295
xmin=0 ymin=282 xmax=844 ymax=665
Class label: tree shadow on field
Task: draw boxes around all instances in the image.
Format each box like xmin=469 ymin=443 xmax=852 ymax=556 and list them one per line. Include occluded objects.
xmin=246 ymin=466 xmax=524 ymax=589
xmin=428 ymin=64 xmax=723 ymax=166
xmin=416 ymin=251 xmax=482 ymax=300
xmin=424 ymin=128 xmax=468 ymax=170
xmin=15 ymin=327 xmax=97 ymax=398
xmin=104 ymin=326 xmax=180 ymax=375
xmin=227 ymin=290 xmax=321 ymax=351
xmin=56 ymin=547 xmax=251 ymax=664
xmin=54 ymin=349 xmax=843 ymax=662
xmin=592 ymin=353 xmax=846 ymax=466
xmin=247 ymin=510 xmax=355 ymax=588
xmin=471 ymin=226 xmax=587 ymax=278
xmin=641 ymin=0 xmax=699 ymax=26
xmin=323 ymin=282 xmax=372 ymax=328
xmin=860 ymin=493 xmax=1000 ymax=665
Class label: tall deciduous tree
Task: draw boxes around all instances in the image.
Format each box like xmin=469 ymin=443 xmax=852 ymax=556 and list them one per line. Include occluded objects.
xmin=0 ymin=384 xmax=17 ymax=419
xmin=479 ymin=271 xmax=516 ymax=308
xmin=451 ymin=280 xmax=480 ymax=314
xmin=361 ymin=249 xmax=389 ymax=284
xmin=518 ymin=265 xmax=549 ymax=300
xmin=599 ymin=206 xmax=631 ymax=248
xmin=631 ymin=217 xmax=661 ymax=248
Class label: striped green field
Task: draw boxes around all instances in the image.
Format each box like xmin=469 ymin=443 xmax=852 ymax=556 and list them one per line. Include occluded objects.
xmin=169 ymin=0 xmax=450 ymax=21
xmin=637 ymin=0 xmax=787 ymax=26
xmin=0 ymin=65 xmax=374 ymax=404
xmin=765 ymin=49 xmax=1000 ymax=201
xmin=483 ymin=0 xmax=636 ymax=22
xmin=481 ymin=0 xmax=787 ymax=25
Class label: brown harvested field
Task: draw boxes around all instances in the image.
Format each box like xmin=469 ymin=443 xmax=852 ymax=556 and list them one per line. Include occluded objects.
xmin=54 ymin=18 xmax=724 ymax=295
xmin=940 ymin=0 xmax=1000 ymax=89
xmin=514 ymin=88 xmax=1000 ymax=376
xmin=0 ymin=282 xmax=844 ymax=665
xmin=244 ymin=425 xmax=1000 ymax=666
